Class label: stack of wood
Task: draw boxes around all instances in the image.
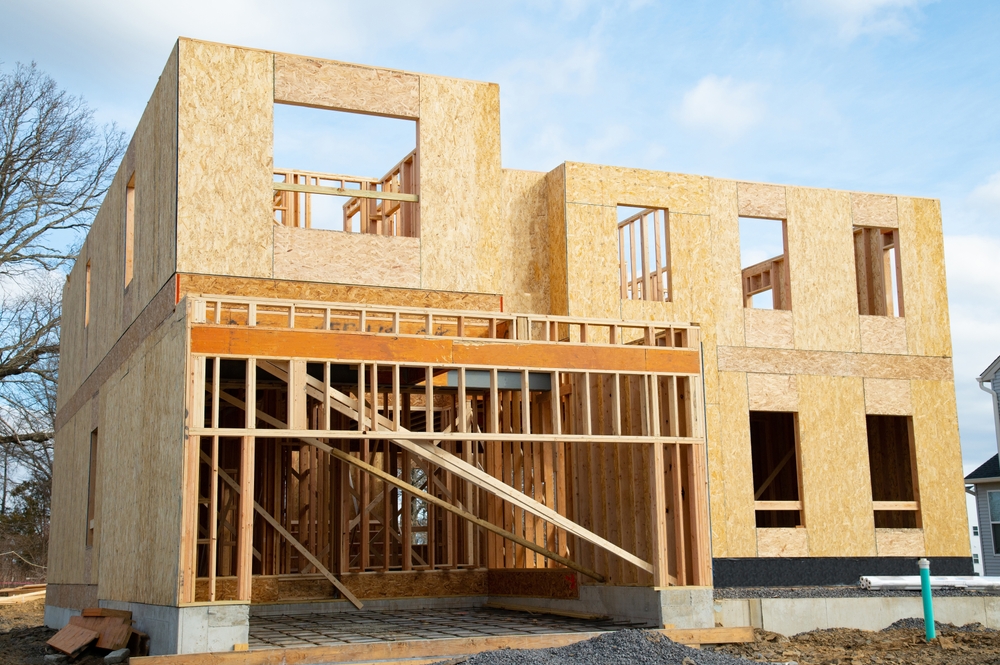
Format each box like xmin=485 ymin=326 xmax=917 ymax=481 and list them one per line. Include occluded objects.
xmin=46 ymin=608 xmax=150 ymax=659
xmin=0 ymin=582 xmax=46 ymax=604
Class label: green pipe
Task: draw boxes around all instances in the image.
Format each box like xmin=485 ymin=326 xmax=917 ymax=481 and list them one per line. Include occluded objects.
xmin=918 ymin=558 xmax=936 ymax=640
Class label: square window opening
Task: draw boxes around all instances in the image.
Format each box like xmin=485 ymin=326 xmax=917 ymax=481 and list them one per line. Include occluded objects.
xmin=854 ymin=226 xmax=903 ymax=317
xmin=618 ymin=206 xmax=670 ymax=302
xmin=740 ymin=217 xmax=790 ymax=310
xmin=750 ymin=411 xmax=802 ymax=527
xmin=867 ymin=415 xmax=920 ymax=528
xmin=273 ymin=104 xmax=418 ymax=236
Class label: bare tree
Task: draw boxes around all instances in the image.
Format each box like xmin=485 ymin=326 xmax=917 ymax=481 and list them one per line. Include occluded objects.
xmin=1 ymin=62 xmax=126 ymax=274
xmin=0 ymin=62 xmax=125 ymax=580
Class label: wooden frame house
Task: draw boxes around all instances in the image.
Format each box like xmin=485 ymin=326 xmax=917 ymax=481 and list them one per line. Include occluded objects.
xmin=45 ymin=38 xmax=971 ymax=655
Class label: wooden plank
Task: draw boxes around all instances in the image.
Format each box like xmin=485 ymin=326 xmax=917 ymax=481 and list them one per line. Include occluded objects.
xmin=754 ymin=500 xmax=803 ymax=511
xmin=658 ymin=626 xmax=755 ymax=645
xmin=47 ymin=624 xmax=99 ymax=657
xmin=872 ymin=501 xmax=919 ymax=511
xmin=273 ymin=181 xmax=419 ymax=203
xmin=68 ymin=615 xmax=132 ymax=650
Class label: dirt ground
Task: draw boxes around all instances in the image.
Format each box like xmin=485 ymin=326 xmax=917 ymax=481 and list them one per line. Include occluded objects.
xmin=0 ymin=598 xmax=108 ymax=665
xmin=709 ymin=624 xmax=1000 ymax=664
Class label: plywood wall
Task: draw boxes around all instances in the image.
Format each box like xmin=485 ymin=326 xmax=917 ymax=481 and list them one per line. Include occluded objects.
xmin=57 ymin=44 xmax=179 ymax=409
xmin=417 ymin=74 xmax=502 ymax=294
xmin=498 ymin=169 xmax=551 ymax=314
xmin=47 ymin=406 xmax=91 ymax=586
xmin=175 ymin=39 xmax=273 ymax=278
xmin=96 ymin=310 xmax=188 ymax=606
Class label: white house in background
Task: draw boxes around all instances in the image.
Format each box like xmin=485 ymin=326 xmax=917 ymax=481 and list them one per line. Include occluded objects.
xmin=968 ymin=491 xmax=984 ymax=575
xmin=966 ymin=355 xmax=1000 ymax=576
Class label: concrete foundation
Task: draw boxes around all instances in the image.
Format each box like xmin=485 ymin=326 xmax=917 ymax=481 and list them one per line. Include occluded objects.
xmin=94 ymin=601 xmax=250 ymax=655
xmin=716 ymin=596 xmax=1000 ymax=635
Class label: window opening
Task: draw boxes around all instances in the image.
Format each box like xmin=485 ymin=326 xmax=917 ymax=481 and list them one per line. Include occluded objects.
xmin=84 ymin=260 xmax=91 ymax=327
xmin=990 ymin=491 xmax=1000 ymax=555
xmin=124 ymin=172 xmax=135 ymax=287
xmin=272 ymin=104 xmax=418 ymax=236
xmin=87 ymin=429 xmax=98 ymax=547
xmin=618 ymin=206 xmax=670 ymax=301
xmin=750 ymin=411 xmax=802 ymax=527
xmin=867 ymin=415 xmax=920 ymax=528
xmin=854 ymin=227 xmax=903 ymax=317
xmin=740 ymin=217 xmax=789 ymax=310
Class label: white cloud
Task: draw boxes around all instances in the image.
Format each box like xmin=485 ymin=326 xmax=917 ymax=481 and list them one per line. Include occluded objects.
xmin=799 ymin=0 xmax=935 ymax=39
xmin=677 ymin=75 xmax=765 ymax=140
xmin=969 ymin=172 xmax=1000 ymax=211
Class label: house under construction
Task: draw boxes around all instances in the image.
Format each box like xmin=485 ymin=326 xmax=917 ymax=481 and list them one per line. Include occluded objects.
xmin=45 ymin=39 xmax=971 ymax=655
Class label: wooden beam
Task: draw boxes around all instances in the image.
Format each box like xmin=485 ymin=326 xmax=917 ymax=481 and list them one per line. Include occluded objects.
xmin=274 ymin=181 xmax=418 ymax=203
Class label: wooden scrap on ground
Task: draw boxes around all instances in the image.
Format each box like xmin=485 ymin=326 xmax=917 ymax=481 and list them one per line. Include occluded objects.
xmin=47 ymin=623 xmax=99 ymax=657
xmin=69 ymin=614 xmax=133 ymax=650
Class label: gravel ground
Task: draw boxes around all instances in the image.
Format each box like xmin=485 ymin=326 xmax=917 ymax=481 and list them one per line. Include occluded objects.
xmin=439 ymin=630 xmax=766 ymax=665
xmin=714 ymin=585 xmax=1000 ymax=598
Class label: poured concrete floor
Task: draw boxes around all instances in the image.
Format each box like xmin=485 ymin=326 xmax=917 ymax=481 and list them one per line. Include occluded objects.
xmin=248 ymin=607 xmax=629 ymax=650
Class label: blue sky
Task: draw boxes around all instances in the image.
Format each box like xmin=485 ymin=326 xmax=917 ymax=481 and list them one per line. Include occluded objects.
xmin=2 ymin=0 xmax=999 ymax=470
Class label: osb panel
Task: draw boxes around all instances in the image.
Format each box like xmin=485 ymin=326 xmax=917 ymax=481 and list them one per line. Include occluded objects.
xmin=897 ymin=197 xmax=951 ymax=358
xmin=716 ymin=346 xmax=952 ymax=381
xmin=176 ymin=39 xmax=273 ymax=278
xmin=546 ymin=165 xmax=568 ymax=315
xmin=756 ymin=528 xmax=809 ymax=557
xmin=911 ymin=380 xmax=969 ymax=557
xmin=418 ymin=75 xmax=502 ymax=293
xmin=347 ymin=570 xmax=487 ymax=598
xmin=737 ymin=182 xmax=786 ymax=219
xmin=859 ymin=315 xmax=907 ymax=355
xmin=499 ymin=169 xmax=551 ymax=314
xmin=565 ymin=203 xmax=619 ymax=318
xmin=126 ymin=44 xmax=179 ymax=328
xmin=705 ymin=404 xmax=728 ymax=556
xmin=785 ymin=187 xmax=861 ymax=353
xmin=715 ymin=372 xmax=757 ymax=557
xmin=852 ymin=193 xmax=898 ymax=228
xmin=44 ymin=584 xmax=99 ymax=611
xmin=875 ymin=529 xmax=925 ymax=556
xmin=747 ymin=373 xmax=798 ymax=412
xmin=272 ymin=227 xmax=420 ymax=289
xmin=864 ymin=378 xmax=912 ymax=415
xmin=57 ymin=249 xmax=88 ymax=409
xmin=97 ymin=312 xmax=187 ymax=606
xmin=47 ymin=408 xmax=90 ymax=585
xmin=711 ymin=179 xmax=746 ymax=348
xmin=487 ymin=569 xmax=580 ymax=599
xmin=84 ymin=168 xmax=125 ymax=386
xmin=563 ymin=163 xmax=711 ymax=215
xmin=274 ymin=54 xmax=419 ymax=119
xmin=797 ymin=375 xmax=877 ymax=556
xmin=178 ymin=274 xmax=501 ymax=311
xmin=744 ymin=309 xmax=794 ymax=349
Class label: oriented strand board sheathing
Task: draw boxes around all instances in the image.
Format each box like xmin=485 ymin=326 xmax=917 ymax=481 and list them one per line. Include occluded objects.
xmin=716 ymin=346 xmax=953 ymax=381
xmin=274 ymin=54 xmax=419 ymax=119
xmin=864 ymin=378 xmax=912 ymax=415
xmin=499 ymin=170 xmax=551 ymax=314
xmin=711 ymin=179 xmax=746 ymax=348
xmin=83 ymin=173 xmax=125 ymax=387
xmin=57 ymin=254 xmax=88 ymax=410
xmin=797 ymin=375 xmax=877 ymax=556
xmin=546 ymin=165 xmax=568 ymax=315
xmin=897 ymin=197 xmax=951 ymax=357
xmin=851 ymin=193 xmax=898 ymax=228
xmin=737 ymin=182 xmax=786 ymax=220
xmin=564 ymin=163 xmax=711 ymax=215
xmin=176 ymin=39 xmax=273 ymax=278
xmin=97 ymin=310 xmax=188 ymax=606
xmin=785 ymin=187 xmax=861 ymax=353
xmin=756 ymin=528 xmax=809 ymax=557
xmin=910 ymin=380 xmax=969 ymax=557
xmin=564 ymin=203 xmax=620 ymax=318
xmin=875 ymin=528 xmax=925 ymax=556
xmin=859 ymin=315 xmax=907 ymax=355
xmin=418 ymin=75 xmax=502 ymax=293
xmin=705 ymin=404 xmax=728 ymax=556
xmin=272 ymin=227 xmax=420 ymax=288
xmin=747 ymin=373 xmax=798 ymax=412
xmin=744 ymin=309 xmax=794 ymax=349
xmin=47 ymin=408 xmax=91 ymax=586
xmin=716 ymin=372 xmax=757 ymax=557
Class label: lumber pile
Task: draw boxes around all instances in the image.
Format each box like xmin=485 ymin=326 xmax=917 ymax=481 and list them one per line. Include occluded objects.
xmin=47 ymin=608 xmax=150 ymax=659
xmin=0 ymin=582 xmax=46 ymax=604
